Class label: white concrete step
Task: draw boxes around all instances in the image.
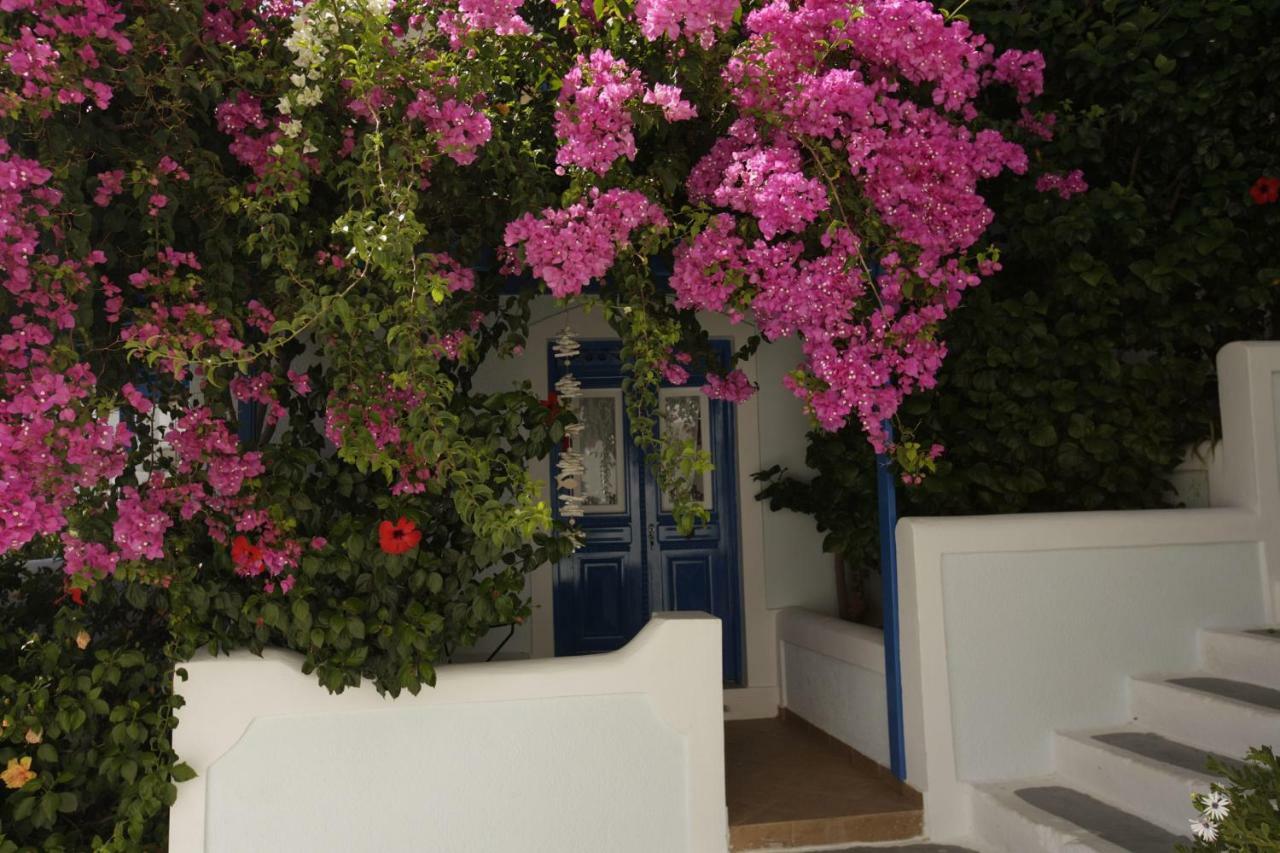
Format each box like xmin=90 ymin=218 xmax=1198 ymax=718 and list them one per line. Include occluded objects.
xmin=1053 ymin=727 xmax=1220 ymax=835
xmin=1130 ymin=673 xmax=1280 ymax=757
xmin=970 ymin=777 xmax=1186 ymax=853
xmin=971 ymin=779 xmax=1128 ymax=853
xmin=1200 ymin=628 xmax=1280 ymax=688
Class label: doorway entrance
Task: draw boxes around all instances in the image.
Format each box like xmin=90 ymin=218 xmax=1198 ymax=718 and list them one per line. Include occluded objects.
xmin=549 ymin=339 xmax=745 ymax=685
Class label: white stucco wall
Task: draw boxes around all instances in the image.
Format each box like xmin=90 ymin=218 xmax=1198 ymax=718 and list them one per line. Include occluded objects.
xmin=465 ymin=298 xmax=831 ymax=714
xmin=751 ymin=336 xmax=837 ymax=615
xmin=171 ymin=613 xmax=727 ymax=853
xmin=777 ymin=609 xmax=889 ymax=765
xmin=897 ymin=341 xmax=1280 ymax=840
xmin=207 ymin=695 xmax=687 ymax=853
xmin=941 ymin=541 xmax=1265 ymax=783
xmin=1273 ymin=370 xmax=1280 ymax=512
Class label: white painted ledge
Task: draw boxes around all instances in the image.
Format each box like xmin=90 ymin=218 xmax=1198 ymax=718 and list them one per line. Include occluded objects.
xmin=777 ymin=606 xmax=885 ymax=674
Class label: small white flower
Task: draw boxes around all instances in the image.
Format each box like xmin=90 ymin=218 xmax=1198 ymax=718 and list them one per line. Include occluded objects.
xmin=290 ymin=73 xmax=306 ymax=88
xmin=1202 ymin=790 xmax=1231 ymax=821
xmin=281 ymin=119 xmax=303 ymax=138
xmin=1190 ymin=818 xmax=1218 ymax=842
xmin=277 ymin=95 xmax=292 ymax=116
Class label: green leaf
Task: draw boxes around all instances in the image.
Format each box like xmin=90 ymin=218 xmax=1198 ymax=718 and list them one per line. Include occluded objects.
xmin=171 ymin=763 xmax=198 ymax=783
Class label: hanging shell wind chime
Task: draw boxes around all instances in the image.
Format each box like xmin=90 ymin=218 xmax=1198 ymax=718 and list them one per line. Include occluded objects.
xmin=553 ymin=327 xmax=587 ymax=541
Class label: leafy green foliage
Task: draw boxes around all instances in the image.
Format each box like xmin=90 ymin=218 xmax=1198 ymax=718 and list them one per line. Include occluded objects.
xmin=1180 ymin=747 xmax=1280 ymax=852
xmin=0 ymin=561 xmax=178 ymax=852
xmin=760 ymin=0 xmax=1280 ymax=569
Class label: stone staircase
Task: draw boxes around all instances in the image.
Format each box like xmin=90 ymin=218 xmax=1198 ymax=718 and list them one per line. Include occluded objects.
xmin=971 ymin=628 xmax=1280 ymax=852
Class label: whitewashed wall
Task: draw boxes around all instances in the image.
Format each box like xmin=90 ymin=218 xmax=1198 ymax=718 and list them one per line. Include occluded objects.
xmin=171 ymin=613 xmax=727 ymax=853
xmin=777 ymin=608 xmax=890 ymax=765
xmin=897 ymin=341 xmax=1280 ymax=840
xmin=468 ymin=298 xmax=831 ymax=717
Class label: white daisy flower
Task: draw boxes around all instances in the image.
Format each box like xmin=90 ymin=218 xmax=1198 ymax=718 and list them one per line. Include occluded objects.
xmin=1202 ymin=790 xmax=1230 ymax=821
xmin=1190 ymin=818 xmax=1218 ymax=842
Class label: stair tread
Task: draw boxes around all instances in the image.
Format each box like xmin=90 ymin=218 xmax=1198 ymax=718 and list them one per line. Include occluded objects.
xmin=1089 ymin=730 xmax=1244 ymax=777
xmin=1013 ymin=785 xmax=1188 ymax=853
xmin=1166 ymin=675 xmax=1280 ymax=711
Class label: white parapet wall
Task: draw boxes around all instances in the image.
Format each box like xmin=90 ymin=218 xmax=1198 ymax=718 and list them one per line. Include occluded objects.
xmin=896 ymin=341 xmax=1280 ymax=841
xmin=170 ymin=612 xmax=728 ymax=853
xmin=777 ymin=607 xmax=890 ymax=766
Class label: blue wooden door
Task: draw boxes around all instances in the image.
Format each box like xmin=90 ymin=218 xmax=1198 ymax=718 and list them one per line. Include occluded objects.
xmin=549 ymin=340 xmax=744 ymax=685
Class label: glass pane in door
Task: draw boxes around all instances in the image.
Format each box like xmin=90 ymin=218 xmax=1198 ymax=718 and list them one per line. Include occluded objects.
xmin=577 ymin=392 xmax=624 ymax=512
xmin=659 ymin=391 xmax=712 ymax=512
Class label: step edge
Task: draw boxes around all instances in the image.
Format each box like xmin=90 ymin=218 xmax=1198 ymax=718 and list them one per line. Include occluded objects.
xmin=1054 ymin=728 xmax=1222 ymax=784
xmin=972 ymin=780 xmax=1134 ymax=853
xmin=1131 ymin=674 xmax=1280 ymax=716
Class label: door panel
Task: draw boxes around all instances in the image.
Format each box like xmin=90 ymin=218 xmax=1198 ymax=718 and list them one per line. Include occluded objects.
xmin=550 ymin=340 xmax=743 ymax=685
xmin=648 ymin=379 xmax=742 ymax=685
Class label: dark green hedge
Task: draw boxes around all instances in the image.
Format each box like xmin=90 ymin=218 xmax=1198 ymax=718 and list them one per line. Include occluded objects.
xmin=760 ymin=0 xmax=1280 ymax=566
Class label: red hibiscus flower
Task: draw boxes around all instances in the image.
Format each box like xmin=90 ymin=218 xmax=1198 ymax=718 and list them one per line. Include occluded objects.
xmin=231 ymin=535 xmax=265 ymax=574
xmin=1250 ymin=176 xmax=1280 ymax=205
xmin=57 ymin=579 xmax=85 ymax=607
xmin=540 ymin=392 xmax=563 ymax=424
xmin=379 ymin=517 xmax=421 ymax=555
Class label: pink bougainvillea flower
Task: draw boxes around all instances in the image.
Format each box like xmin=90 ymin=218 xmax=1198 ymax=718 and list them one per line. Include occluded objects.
xmin=1036 ymin=169 xmax=1088 ymax=200
xmin=379 ymin=517 xmax=421 ymax=555
xmin=702 ymin=369 xmax=756 ymax=403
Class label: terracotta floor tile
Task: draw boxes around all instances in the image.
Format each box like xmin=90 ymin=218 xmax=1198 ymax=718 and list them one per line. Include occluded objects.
xmin=725 ymin=716 xmax=923 ymax=851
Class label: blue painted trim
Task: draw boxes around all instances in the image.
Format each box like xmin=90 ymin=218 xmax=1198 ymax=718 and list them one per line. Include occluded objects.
xmin=237 ymin=401 xmax=259 ymax=445
xmin=876 ymin=421 xmax=908 ymax=781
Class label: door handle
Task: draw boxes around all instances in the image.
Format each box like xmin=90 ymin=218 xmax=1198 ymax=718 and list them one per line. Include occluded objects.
xmin=648 ymin=523 xmax=656 ymax=548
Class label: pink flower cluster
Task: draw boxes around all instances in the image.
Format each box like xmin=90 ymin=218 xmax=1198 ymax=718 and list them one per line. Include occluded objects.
xmin=230 ymin=373 xmax=288 ymax=427
xmin=1036 ymin=169 xmax=1088 ymax=200
xmin=436 ymin=0 xmax=532 ymax=45
xmin=634 ymin=0 xmax=738 ymax=47
xmin=0 ymin=0 xmax=131 ymax=116
xmin=0 ymin=142 xmax=287 ymax=581
xmin=118 ymin=249 xmax=247 ymax=380
xmin=215 ymin=92 xmax=285 ymax=179
xmin=405 ymin=87 xmax=493 ymax=166
xmin=0 ymin=142 xmax=131 ymax=553
xmin=555 ymin=50 xmax=645 ymax=175
xmin=65 ymin=404 xmax=304 ymax=588
xmin=504 ymin=188 xmax=668 ymax=297
xmin=324 ymin=384 xmax=436 ymax=496
xmin=201 ymin=0 xmax=302 ymax=45
xmin=668 ymin=0 xmax=1042 ymax=449
xmin=702 ymin=369 xmax=755 ymax=402
xmin=555 ymin=50 xmax=695 ymax=175
xmin=424 ymin=252 xmax=476 ymax=294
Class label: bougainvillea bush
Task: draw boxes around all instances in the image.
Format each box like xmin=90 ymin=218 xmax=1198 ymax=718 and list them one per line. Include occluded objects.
xmin=1 ymin=0 xmax=1055 ymax=844
xmin=758 ymin=0 xmax=1279 ymax=585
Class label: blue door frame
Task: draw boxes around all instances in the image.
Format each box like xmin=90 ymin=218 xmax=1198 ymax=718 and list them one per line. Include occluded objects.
xmin=548 ymin=339 xmax=745 ymax=685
